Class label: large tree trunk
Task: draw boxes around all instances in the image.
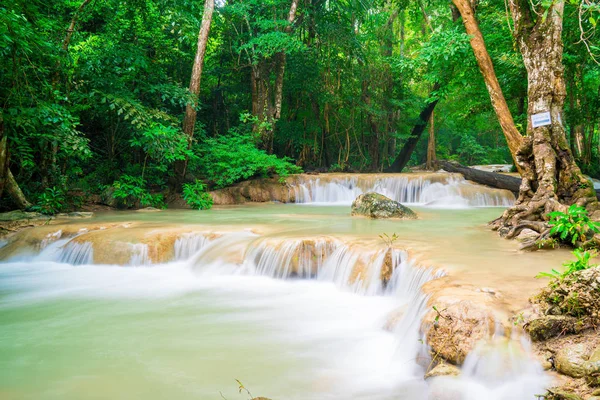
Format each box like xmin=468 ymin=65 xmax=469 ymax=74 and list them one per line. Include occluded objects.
xmin=386 ymin=83 xmax=440 ymax=172
xmin=492 ymin=0 xmax=598 ymax=232
xmin=452 ymin=0 xmax=523 ymax=169
xmin=6 ymin=170 xmax=31 ymax=210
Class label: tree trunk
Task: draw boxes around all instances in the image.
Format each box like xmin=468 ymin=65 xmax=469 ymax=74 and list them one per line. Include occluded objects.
xmin=6 ymin=170 xmax=31 ymax=210
xmin=273 ymin=0 xmax=299 ymax=121
xmin=426 ymin=111 xmax=436 ymax=170
xmin=0 ymin=122 xmax=7 ymax=199
xmin=386 ymin=83 xmax=440 ymax=172
xmin=182 ymin=0 xmax=215 ymax=140
xmin=492 ymin=0 xmax=598 ymax=232
xmin=176 ymin=0 xmax=214 ymax=181
xmin=452 ymin=0 xmax=523 ymax=169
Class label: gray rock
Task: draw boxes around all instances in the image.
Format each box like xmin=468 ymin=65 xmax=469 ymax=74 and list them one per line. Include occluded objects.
xmin=0 ymin=210 xmax=47 ymax=221
xmin=57 ymin=212 xmax=94 ymax=218
xmin=555 ymin=343 xmax=589 ymax=378
xmin=516 ymin=228 xmax=539 ymax=242
xmin=524 ymin=315 xmax=580 ymax=341
xmin=136 ymin=207 xmax=162 ymax=212
xmin=351 ymin=192 xmax=417 ymax=219
xmin=425 ymin=362 xmax=461 ymax=379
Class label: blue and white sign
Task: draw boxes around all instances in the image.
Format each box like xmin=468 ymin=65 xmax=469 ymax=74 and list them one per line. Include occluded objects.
xmin=531 ymin=111 xmax=552 ymax=128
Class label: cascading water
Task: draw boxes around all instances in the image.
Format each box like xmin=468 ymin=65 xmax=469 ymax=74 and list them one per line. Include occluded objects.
xmin=292 ymin=173 xmax=515 ymax=207
xmin=0 ymin=218 xmax=549 ymax=399
xmin=174 ymin=233 xmax=212 ymax=260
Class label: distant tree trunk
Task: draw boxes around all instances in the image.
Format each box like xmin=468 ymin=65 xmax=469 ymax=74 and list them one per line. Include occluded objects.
xmin=258 ymin=0 xmax=299 ymax=153
xmin=386 ymin=83 xmax=440 ymax=172
xmin=426 ymin=111 xmax=437 ymax=170
xmin=273 ymin=0 xmax=299 ymax=121
xmin=492 ymin=0 xmax=598 ymax=233
xmin=0 ymin=123 xmax=8 ymax=199
xmin=452 ymin=0 xmax=523 ymax=169
xmin=179 ymin=0 xmax=214 ymax=178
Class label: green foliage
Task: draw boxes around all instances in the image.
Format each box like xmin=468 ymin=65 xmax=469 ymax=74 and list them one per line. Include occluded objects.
xmin=548 ymin=205 xmax=600 ymax=246
xmin=31 ymin=187 xmax=66 ymax=215
xmin=111 ymin=175 xmax=164 ymax=209
xmin=2 ymin=0 xmax=598 ymax=210
xmin=197 ymin=129 xmax=302 ymax=189
xmin=536 ymin=249 xmax=598 ymax=280
xmin=182 ymin=180 xmax=213 ymax=210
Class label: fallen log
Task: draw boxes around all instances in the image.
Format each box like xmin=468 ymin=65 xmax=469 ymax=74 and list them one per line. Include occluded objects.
xmin=437 ymin=160 xmax=521 ymax=194
xmin=437 ymin=160 xmax=600 ymax=201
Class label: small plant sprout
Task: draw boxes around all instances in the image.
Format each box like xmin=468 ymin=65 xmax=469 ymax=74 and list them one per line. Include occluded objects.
xmin=536 ymin=249 xmax=598 ymax=280
xmin=379 ymin=233 xmax=399 ymax=247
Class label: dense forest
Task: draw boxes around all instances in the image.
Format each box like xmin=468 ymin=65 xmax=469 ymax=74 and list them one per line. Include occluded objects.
xmin=0 ymin=0 xmax=598 ymax=213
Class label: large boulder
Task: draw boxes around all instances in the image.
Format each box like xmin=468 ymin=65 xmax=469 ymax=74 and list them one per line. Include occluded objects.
xmin=555 ymin=343 xmax=589 ymax=378
xmin=351 ymin=192 xmax=417 ymax=219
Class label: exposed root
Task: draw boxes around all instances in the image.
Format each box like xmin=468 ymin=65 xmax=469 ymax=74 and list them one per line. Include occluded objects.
xmin=505 ymin=220 xmax=548 ymax=239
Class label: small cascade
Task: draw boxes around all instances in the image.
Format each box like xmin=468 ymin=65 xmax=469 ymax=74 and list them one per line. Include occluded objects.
xmin=174 ymin=233 xmax=211 ymax=260
xmin=56 ymin=241 xmax=94 ymax=265
xmin=245 ymin=237 xmax=341 ymax=279
xmin=128 ymin=243 xmax=151 ymax=266
xmin=291 ymin=173 xmax=515 ymax=207
xmin=427 ymin=335 xmax=549 ymax=399
xmin=40 ymin=230 xmax=63 ymax=249
xmin=193 ymin=234 xmax=439 ymax=298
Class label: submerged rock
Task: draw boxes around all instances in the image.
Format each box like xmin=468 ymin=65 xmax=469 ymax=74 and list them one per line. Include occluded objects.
xmin=0 ymin=210 xmax=51 ymax=238
xmin=0 ymin=210 xmax=47 ymax=221
xmin=351 ymin=192 xmax=417 ymax=219
xmin=425 ymin=362 xmax=461 ymax=379
xmin=136 ymin=207 xmax=162 ymax=212
xmin=57 ymin=212 xmax=94 ymax=218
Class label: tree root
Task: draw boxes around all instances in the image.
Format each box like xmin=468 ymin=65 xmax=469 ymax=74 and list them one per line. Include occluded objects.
xmin=505 ymin=220 xmax=548 ymax=239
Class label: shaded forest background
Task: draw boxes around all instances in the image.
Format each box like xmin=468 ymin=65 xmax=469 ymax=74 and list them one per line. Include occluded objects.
xmin=1 ymin=0 xmax=598 ymax=211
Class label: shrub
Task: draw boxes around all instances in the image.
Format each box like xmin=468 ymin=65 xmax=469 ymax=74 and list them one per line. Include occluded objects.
xmin=196 ymin=131 xmax=302 ymax=188
xmin=32 ymin=186 xmax=66 ymax=215
xmin=548 ymin=204 xmax=599 ymax=246
xmin=182 ymin=180 xmax=213 ymax=210
xmin=111 ymin=175 xmax=165 ymax=208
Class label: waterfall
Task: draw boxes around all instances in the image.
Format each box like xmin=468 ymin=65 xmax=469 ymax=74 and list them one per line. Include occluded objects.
xmin=427 ymin=335 xmax=549 ymax=400
xmin=56 ymin=241 xmax=94 ymax=265
xmin=129 ymin=243 xmax=151 ymax=266
xmin=174 ymin=233 xmax=211 ymax=260
xmin=291 ymin=173 xmax=515 ymax=207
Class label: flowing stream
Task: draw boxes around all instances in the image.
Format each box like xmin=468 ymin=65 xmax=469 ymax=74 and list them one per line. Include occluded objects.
xmin=0 ymin=175 xmax=565 ymax=400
